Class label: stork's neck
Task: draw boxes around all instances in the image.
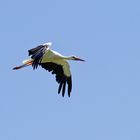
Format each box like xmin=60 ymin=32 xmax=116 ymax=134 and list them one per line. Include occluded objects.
xmin=63 ymin=56 xmax=74 ymax=60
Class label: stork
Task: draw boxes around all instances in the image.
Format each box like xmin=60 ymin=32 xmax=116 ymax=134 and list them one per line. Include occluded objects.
xmin=13 ymin=42 xmax=85 ymax=97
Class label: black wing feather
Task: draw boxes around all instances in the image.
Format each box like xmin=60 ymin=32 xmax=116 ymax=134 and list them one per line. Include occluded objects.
xmin=62 ymin=81 xmax=66 ymax=97
xmin=28 ymin=45 xmax=46 ymax=69
xmin=28 ymin=45 xmax=45 ymax=56
xmin=67 ymin=77 xmax=72 ymax=97
xmin=58 ymin=82 xmax=63 ymax=94
xmin=40 ymin=62 xmax=72 ymax=97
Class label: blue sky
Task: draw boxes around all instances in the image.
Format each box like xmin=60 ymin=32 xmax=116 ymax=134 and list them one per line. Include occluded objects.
xmin=0 ymin=0 xmax=140 ymax=139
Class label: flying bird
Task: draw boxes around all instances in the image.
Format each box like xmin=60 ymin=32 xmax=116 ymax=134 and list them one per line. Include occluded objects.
xmin=13 ymin=42 xmax=85 ymax=97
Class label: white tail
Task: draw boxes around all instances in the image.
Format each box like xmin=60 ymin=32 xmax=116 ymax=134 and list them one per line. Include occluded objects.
xmin=13 ymin=59 xmax=33 ymax=70
xmin=22 ymin=59 xmax=33 ymax=64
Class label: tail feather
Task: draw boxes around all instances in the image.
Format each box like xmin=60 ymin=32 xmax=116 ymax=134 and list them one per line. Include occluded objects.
xmin=22 ymin=59 xmax=33 ymax=65
xmin=13 ymin=59 xmax=33 ymax=70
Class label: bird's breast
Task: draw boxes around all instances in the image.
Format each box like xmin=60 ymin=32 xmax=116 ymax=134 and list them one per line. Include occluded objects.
xmin=41 ymin=50 xmax=62 ymax=63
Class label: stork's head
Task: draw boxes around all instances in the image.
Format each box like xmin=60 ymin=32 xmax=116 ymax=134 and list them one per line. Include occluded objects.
xmin=43 ymin=42 xmax=52 ymax=47
xmin=70 ymin=55 xmax=85 ymax=61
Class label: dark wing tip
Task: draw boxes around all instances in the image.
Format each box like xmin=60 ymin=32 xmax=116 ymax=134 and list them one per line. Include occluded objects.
xmin=58 ymin=82 xmax=63 ymax=94
xmin=62 ymin=81 xmax=66 ymax=97
xmin=59 ymin=76 xmax=72 ymax=97
xmin=67 ymin=76 xmax=72 ymax=97
xmin=40 ymin=62 xmax=72 ymax=97
xmin=28 ymin=45 xmax=44 ymax=56
xmin=28 ymin=46 xmax=46 ymax=69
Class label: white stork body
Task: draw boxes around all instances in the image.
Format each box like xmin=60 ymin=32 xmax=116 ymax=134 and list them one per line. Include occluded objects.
xmin=41 ymin=49 xmax=71 ymax=77
xmin=13 ymin=42 xmax=85 ymax=97
xmin=42 ymin=49 xmax=65 ymax=62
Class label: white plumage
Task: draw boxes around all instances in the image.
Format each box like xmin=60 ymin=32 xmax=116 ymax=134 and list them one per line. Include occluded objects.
xmin=13 ymin=42 xmax=85 ymax=97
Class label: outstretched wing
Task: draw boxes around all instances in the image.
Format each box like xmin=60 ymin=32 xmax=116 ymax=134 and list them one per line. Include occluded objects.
xmin=28 ymin=45 xmax=48 ymax=69
xmin=40 ymin=62 xmax=72 ymax=97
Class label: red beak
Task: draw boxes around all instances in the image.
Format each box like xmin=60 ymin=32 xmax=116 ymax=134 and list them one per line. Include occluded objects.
xmin=75 ymin=57 xmax=85 ymax=61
